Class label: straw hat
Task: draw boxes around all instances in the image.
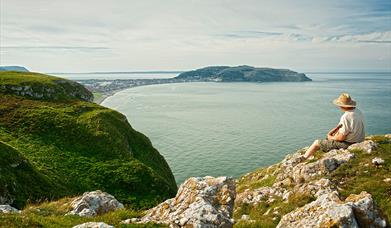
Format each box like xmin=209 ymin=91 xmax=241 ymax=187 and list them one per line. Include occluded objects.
xmin=333 ymin=93 xmax=356 ymax=107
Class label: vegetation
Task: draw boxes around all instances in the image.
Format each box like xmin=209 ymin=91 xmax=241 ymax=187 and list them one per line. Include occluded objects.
xmin=327 ymin=137 xmax=391 ymax=218
xmin=234 ymin=136 xmax=391 ymax=227
xmin=0 ymin=72 xmax=177 ymax=210
xmin=0 ymin=197 xmax=166 ymax=227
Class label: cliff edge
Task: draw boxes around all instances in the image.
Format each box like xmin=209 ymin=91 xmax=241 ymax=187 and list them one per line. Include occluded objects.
xmin=0 ymin=71 xmax=177 ymax=209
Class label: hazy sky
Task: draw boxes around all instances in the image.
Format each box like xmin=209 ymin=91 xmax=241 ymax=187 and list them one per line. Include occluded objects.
xmin=0 ymin=0 xmax=390 ymax=72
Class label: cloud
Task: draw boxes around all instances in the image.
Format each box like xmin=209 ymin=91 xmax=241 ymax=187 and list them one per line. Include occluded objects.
xmin=0 ymin=46 xmax=110 ymax=50
xmin=0 ymin=0 xmax=390 ymax=72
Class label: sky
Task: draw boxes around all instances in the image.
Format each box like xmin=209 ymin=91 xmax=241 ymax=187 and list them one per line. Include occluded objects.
xmin=0 ymin=0 xmax=390 ymax=72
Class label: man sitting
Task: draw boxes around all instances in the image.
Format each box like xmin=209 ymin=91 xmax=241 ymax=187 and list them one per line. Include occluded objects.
xmin=304 ymin=93 xmax=365 ymax=159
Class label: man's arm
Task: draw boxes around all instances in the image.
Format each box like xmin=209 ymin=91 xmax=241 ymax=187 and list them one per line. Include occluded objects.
xmin=327 ymin=124 xmax=348 ymax=141
xmin=328 ymin=124 xmax=342 ymax=136
xmin=328 ymin=131 xmax=348 ymax=141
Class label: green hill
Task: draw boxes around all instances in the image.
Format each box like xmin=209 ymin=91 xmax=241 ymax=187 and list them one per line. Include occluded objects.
xmin=0 ymin=71 xmax=177 ymax=209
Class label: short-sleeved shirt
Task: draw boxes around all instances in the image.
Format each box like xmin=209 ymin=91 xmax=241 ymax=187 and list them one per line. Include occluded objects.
xmin=338 ymin=108 xmax=365 ymax=143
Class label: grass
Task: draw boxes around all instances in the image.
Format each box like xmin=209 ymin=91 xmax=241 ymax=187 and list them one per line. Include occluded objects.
xmin=0 ymin=72 xmax=177 ymax=210
xmin=327 ymin=140 xmax=391 ymax=219
xmin=234 ymin=192 xmax=315 ymax=228
xmin=0 ymin=197 xmax=166 ymax=227
xmin=236 ymin=165 xmax=278 ymax=193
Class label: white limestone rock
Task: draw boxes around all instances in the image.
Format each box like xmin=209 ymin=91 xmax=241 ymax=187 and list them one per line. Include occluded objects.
xmin=133 ymin=176 xmax=235 ymax=228
xmin=277 ymin=191 xmax=387 ymax=228
xmin=348 ymin=140 xmax=378 ymax=153
xmin=277 ymin=149 xmax=354 ymax=184
xmin=0 ymin=205 xmax=20 ymax=214
xmin=372 ymin=157 xmax=385 ymax=165
xmin=72 ymin=222 xmax=113 ymax=228
xmin=66 ymin=190 xmax=124 ymax=217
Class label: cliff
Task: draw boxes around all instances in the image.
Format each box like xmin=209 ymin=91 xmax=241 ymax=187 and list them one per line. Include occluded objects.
xmin=1 ymin=135 xmax=389 ymax=227
xmin=0 ymin=72 xmax=177 ymax=209
xmin=175 ymin=65 xmax=311 ymax=82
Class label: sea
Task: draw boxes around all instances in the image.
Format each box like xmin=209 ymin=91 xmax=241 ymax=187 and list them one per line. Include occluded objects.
xmin=64 ymin=72 xmax=391 ymax=184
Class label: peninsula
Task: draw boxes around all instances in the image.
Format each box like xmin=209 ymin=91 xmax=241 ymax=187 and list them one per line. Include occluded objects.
xmin=75 ymin=65 xmax=311 ymax=103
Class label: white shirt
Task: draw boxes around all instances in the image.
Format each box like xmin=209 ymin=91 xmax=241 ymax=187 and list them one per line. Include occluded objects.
xmin=338 ymin=108 xmax=365 ymax=143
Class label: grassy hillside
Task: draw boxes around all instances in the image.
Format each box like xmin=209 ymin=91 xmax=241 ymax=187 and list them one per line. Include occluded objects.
xmin=0 ymin=72 xmax=177 ymax=209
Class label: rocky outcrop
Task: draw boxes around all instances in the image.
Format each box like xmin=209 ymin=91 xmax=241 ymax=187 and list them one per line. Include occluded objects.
xmin=275 ymin=148 xmax=355 ymax=185
xmin=0 ymin=205 xmax=20 ymax=213
xmin=66 ymin=190 xmax=124 ymax=217
xmin=277 ymin=191 xmax=387 ymax=228
xmin=348 ymin=140 xmax=378 ymax=153
xmin=235 ymin=139 xmax=389 ymax=227
xmin=72 ymin=222 xmax=113 ymax=228
xmin=125 ymin=176 xmax=236 ymax=227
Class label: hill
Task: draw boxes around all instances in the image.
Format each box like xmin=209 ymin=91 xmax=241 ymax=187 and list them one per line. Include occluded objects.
xmin=175 ymin=65 xmax=311 ymax=82
xmin=0 ymin=66 xmax=29 ymax=72
xmin=0 ymin=71 xmax=177 ymax=209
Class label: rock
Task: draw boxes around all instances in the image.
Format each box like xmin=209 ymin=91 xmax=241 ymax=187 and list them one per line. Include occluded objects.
xmin=348 ymin=140 xmax=378 ymax=153
xmin=277 ymin=191 xmax=387 ymax=228
xmin=0 ymin=205 xmax=20 ymax=213
xmin=241 ymin=214 xmax=250 ymax=220
xmin=235 ymin=186 xmax=286 ymax=205
xmin=383 ymin=178 xmax=391 ymax=183
xmin=372 ymin=157 xmax=385 ymax=165
xmin=293 ymin=178 xmax=335 ymax=198
xmin=134 ymin=176 xmax=235 ymax=228
xmin=345 ymin=191 xmax=387 ymax=227
xmin=66 ymin=190 xmax=124 ymax=217
xmin=277 ymin=149 xmax=354 ymax=183
xmin=72 ymin=222 xmax=113 ymax=228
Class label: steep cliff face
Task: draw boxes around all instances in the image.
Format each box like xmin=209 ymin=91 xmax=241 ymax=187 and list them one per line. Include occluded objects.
xmin=0 ymin=72 xmax=177 ymax=209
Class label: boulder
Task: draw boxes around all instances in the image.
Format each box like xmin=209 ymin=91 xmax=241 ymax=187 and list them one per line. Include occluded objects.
xmin=128 ymin=176 xmax=235 ymax=228
xmin=277 ymin=191 xmax=387 ymax=228
xmin=0 ymin=204 xmax=20 ymax=213
xmin=66 ymin=190 xmax=124 ymax=217
xmin=277 ymin=149 xmax=354 ymax=183
xmin=72 ymin=222 xmax=113 ymax=228
xmin=345 ymin=192 xmax=387 ymax=227
xmin=348 ymin=140 xmax=378 ymax=153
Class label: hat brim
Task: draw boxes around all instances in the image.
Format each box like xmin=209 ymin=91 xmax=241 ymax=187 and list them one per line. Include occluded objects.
xmin=333 ymin=99 xmax=356 ymax=107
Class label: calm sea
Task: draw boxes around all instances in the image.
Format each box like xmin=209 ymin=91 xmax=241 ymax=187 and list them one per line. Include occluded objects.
xmin=101 ymin=73 xmax=391 ymax=184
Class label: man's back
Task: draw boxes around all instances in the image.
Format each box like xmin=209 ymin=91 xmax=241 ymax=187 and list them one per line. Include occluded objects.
xmin=338 ymin=108 xmax=365 ymax=143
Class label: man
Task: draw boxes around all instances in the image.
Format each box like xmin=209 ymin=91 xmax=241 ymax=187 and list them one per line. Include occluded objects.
xmin=304 ymin=93 xmax=365 ymax=159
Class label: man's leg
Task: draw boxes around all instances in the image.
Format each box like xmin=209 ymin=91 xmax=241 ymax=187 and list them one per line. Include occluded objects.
xmin=304 ymin=140 xmax=320 ymax=159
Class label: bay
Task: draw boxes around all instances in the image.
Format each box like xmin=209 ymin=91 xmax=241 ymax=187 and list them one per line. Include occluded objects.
xmin=102 ymin=73 xmax=391 ymax=184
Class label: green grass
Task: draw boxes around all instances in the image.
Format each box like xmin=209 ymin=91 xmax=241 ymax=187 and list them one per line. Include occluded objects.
xmin=234 ymin=192 xmax=315 ymax=228
xmin=0 ymin=197 xmax=166 ymax=227
xmin=327 ymin=141 xmax=391 ymax=219
xmin=0 ymin=72 xmax=177 ymax=210
xmin=236 ymin=165 xmax=278 ymax=193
